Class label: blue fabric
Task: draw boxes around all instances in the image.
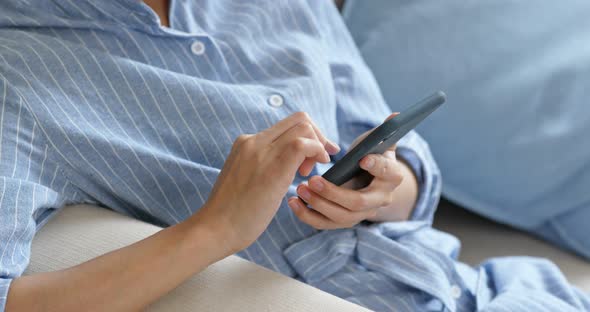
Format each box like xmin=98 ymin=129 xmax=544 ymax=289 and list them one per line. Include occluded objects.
xmin=343 ymin=0 xmax=590 ymax=258
xmin=0 ymin=1 xmax=587 ymax=311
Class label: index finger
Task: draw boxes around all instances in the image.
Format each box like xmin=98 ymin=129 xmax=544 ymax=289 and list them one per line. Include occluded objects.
xmin=309 ymin=121 xmax=340 ymax=155
xmin=349 ymin=112 xmax=401 ymax=150
xmin=258 ymin=112 xmax=340 ymax=154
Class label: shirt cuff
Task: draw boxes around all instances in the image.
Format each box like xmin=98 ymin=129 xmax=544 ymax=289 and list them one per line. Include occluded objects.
xmin=0 ymin=278 xmax=11 ymax=312
xmin=395 ymin=131 xmax=443 ymax=224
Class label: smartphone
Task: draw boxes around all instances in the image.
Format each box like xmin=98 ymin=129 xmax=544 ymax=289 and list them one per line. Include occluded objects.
xmin=322 ymin=91 xmax=446 ymax=186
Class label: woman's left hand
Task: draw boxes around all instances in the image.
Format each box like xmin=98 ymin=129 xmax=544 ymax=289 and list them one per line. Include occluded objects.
xmin=288 ymin=113 xmax=419 ymax=229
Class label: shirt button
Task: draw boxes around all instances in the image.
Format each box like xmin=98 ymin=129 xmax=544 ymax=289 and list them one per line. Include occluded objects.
xmin=190 ymin=40 xmax=206 ymax=55
xmin=450 ymin=285 xmax=462 ymax=299
xmin=268 ymin=94 xmax=284 ymax=107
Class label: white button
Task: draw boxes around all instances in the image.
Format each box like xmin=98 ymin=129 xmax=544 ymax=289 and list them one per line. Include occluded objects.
xmin=190 ymin=40 xmax=206 ymax=55
xmin=268 ymin=94 xmax=284 ymax=107
xmin=450 ymin=285 xmax=462 ymax=299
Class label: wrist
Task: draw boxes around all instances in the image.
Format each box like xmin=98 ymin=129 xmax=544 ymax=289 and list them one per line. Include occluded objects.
xmin=366 ymin=160 xmax=419 ymax=223
xmin=185 ymin=208 xmax=237 ymax=261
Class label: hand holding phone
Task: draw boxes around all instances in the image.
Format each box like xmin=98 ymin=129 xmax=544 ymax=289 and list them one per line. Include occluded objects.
xmin=322 ymin=91 xmax=446 ymax=186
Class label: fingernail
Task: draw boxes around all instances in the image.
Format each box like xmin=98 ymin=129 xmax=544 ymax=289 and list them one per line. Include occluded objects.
xmin=385 ymin=112 xmax=400 ymax=122
xmin=362 ymin=157 xmax=375 ymax=169
xmin=298 ymin=186 xmax=311 ymax=200
xmin=288 ymin=199 xmax=299 ymax=211
xmin=326 ymin=141 xmax=341 ymax=154
xmin=310 ymin=179 xmax=324 ymax=191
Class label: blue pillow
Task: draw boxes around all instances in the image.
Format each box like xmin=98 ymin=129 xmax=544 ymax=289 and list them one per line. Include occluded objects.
xmin=343 ymin=0 xmax=590 ymax=229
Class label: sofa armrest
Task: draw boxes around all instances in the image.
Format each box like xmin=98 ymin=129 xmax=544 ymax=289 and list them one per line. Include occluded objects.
xmin=25 ymin=205 xmax=368 ymax=311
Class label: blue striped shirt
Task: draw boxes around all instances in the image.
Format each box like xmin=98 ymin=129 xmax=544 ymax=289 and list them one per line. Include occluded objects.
xmin=0 ymin=1 xmax=588 ymax=311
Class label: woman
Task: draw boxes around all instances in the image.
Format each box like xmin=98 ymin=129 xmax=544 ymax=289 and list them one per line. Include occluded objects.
xmin=1 ymin=1 xmax=588 ymax=311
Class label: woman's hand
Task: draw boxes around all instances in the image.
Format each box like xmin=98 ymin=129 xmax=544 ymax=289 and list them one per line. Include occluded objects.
xmin=7 ymin=113 xmax=340 ymax=312
xmin=192 ymin=112 xmax=340 ymax=255
xmin=287 ymin=113 xmax=419 ymax=229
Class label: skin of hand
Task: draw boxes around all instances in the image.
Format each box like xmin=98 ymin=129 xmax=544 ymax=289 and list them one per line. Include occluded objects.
xmin=288 ymin=113 xmax=420 ymax=229
xmin=6 ymin=112 xmax=339 ymax=311
xmin=192 ymin=112 xmax=341 ymax=253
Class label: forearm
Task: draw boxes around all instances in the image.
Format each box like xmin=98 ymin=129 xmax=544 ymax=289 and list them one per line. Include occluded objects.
xmin=368 ymin=159 xmax=418 ymax=222
xmin=5 ymin=112 xmax=335 ymax=311
xmin=6 ymin=213 xmax=229 ymax=312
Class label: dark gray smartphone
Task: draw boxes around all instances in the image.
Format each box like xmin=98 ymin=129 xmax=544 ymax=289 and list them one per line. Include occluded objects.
xmin=322 ymin=91 xmax=446 ymax=186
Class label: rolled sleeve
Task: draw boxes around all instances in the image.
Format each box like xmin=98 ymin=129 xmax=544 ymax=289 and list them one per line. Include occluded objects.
xmin=396 ymin=131 xmax=442 ymax=224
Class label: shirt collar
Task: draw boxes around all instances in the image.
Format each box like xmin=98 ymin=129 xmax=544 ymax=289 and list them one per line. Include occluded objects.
xmin=60 ymin=0 xmax=161 ymax=30
xmin=0 ymin=0 xmax=208 ymax=38
xmin=0 ymin=0 xmax=178 ymax=36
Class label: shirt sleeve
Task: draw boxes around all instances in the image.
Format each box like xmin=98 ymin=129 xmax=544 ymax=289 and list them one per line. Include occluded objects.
xmin=0 ymin=79 xmax=67 ymax=311
xmin=396 ymin=132 xmax=442 ymax=223
xmin=311 ymin=1 xmax=443 ymax=223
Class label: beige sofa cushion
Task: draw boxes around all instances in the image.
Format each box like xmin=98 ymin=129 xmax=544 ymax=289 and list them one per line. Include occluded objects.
xmin=25 ymin=202 xmax=589 ymax=311
xmin=434 ymin=200 xmax=590 ymax=292
xmin=26 ymin=205 xmax=368 ymax=311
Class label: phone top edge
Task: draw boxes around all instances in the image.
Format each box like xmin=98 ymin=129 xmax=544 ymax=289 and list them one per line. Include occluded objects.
xmin=322 ymin=91 xmax=446 ymax=185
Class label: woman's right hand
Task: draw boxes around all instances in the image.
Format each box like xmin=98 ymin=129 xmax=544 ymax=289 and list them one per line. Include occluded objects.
xmin=191 ymin=112 xmax=340 ymax=255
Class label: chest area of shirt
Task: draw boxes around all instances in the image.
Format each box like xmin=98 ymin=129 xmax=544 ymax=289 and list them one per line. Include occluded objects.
xmin=3 ymin=27 xmax=338 ymax=167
